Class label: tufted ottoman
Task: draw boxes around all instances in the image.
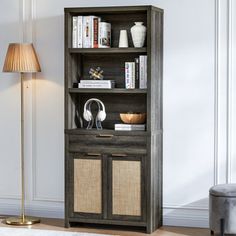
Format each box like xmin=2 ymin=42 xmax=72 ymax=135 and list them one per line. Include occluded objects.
xmin=209 ymin=184 xmax=236 ymax=235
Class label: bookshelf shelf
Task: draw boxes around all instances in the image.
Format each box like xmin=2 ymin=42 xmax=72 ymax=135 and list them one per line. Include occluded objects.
xmin=68 ymin=47 xmax=147 ymax=54
xmin=68 ymin=88 xmax=147 ymax=94
xmin=65 ymin=128 xmax=149 ymax=136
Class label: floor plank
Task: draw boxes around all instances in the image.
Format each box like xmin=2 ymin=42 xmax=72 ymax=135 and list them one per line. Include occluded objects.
xmin=0 ymin=216 xmax=210 ymax=236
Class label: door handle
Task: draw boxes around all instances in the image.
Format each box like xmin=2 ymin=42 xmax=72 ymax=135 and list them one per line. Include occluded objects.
xmin=86 ymin=153 xmax=101 ymax=156
xmin=96 ymin=134 xmax=114 ymax=138
xmin=111 ymin=153 xmax=127 ymax=157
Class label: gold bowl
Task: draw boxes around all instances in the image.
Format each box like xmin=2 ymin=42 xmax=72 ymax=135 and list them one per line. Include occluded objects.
xmin=120 ymin=113 xmax=146 ymax=124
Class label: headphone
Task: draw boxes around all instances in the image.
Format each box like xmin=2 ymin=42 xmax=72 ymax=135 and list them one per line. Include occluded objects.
xmin=83 ymin=98 xmax=106 ymax=129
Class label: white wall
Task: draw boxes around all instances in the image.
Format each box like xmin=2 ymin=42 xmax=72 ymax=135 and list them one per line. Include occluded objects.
xmin=0 ymin=0 xmax=235 ymax=228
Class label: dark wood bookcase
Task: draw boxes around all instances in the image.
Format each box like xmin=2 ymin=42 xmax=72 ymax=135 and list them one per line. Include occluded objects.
xmin=64 ymin=6 xmax=163 ymax=233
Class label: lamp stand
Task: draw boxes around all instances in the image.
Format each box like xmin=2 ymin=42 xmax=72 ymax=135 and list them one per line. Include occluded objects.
xmin=5 ymin=73 xmax=40 ymax=226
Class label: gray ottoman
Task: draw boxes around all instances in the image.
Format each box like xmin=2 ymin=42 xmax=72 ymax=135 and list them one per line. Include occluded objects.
xmin=209 ymin=184 xmax=236 ymax=235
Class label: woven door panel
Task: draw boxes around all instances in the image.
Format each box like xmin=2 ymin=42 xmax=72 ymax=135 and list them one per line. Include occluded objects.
xmin=74 ymin=159 xmax=102 ymax=213
xmin=112 ymin=160 xmax=141 ymax=216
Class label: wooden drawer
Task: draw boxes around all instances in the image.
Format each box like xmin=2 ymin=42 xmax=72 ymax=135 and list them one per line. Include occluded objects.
xmin=68 ymin=134 xmax=147 ymax=154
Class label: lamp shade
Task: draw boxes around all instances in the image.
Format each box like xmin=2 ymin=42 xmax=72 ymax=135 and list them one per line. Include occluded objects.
xmin=3 ymin=43 xmax=41 ymax=73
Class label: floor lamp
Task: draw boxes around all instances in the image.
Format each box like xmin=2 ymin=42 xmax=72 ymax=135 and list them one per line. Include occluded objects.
xmin=2 ymin=43 xmax=41 ymax=225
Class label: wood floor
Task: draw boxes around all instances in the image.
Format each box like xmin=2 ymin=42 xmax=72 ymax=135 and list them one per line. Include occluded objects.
xmin=0 ymin=216 xmax=211 ymax=236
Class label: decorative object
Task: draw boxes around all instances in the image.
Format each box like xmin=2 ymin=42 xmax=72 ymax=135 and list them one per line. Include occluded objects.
xmin=118 ymin=30 xmax=128 ymax=48
xmin=83 ymin=98 xmax=106 ymax=130
xmin=130 ymin=22 xmax=146 ymax=48
xmin=209 ymin=184 xmax=236 ymax=235
xmin=0 ymin=227 xmax=110 ymax=236
xmin=120 ymin=112 xmax=146 ymax=124
xmin=2 ymin=43 xmax=41 ymax=225
xmin=89 ymin=67 xmax=104 ymax=80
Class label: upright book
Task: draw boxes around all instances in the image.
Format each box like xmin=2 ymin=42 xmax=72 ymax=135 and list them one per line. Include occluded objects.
xmin=139 ymin=55 xmax=147 ymax=89
xmin=98 ymin=22 xmax=111 ymax=48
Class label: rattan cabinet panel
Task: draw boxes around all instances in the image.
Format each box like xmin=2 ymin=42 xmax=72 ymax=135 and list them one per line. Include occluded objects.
xmin=112 ymin=160 xmax=141 ymax=216
xmin=74 ymin=159 xmax=102 ymax=214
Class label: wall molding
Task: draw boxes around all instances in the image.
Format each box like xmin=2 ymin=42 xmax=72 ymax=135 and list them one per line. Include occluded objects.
xmin=214 ymin=0 xmax=234 ymax=185
xmin=163 ymin=211 xmax=209 ymax=228
xmin=226 ymin=0 xmax=233 ymax=183
xmin=27 ymin=0 xmax=64 ymax=203
xmin=164 ymin=204 xmax=208 ymax=211
xmin=214 ymin=0 xmax=219 ymax=186
xmin=0 ymin=202 xmax=64 ymax=219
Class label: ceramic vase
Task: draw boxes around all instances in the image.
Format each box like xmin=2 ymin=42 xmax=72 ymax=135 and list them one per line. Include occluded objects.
xmin=118 ymin=30 xmax=128 ymax=48
xmin=130 ymin=22 xmax=146 ymax=48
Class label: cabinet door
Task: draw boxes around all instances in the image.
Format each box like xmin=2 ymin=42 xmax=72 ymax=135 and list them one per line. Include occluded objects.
xmin=73 ymin=153 xmax=104 ymax=218
xmin=108 ymin=154 xmax=145 ymax=221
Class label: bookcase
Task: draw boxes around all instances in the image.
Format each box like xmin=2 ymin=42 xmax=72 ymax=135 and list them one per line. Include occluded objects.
xmin=64 ymin=6 xmax=163 ymax=233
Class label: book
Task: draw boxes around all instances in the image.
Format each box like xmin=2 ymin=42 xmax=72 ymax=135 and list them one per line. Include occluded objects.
xmin=72 ymin=17 xmax=78 ymax=48
xmin=77 ymin=16 xmax=83 ymax=48
xmin=125 ymin=62 xmax=135 ymax=89
xmin=114 ymin=124 xmax=146 ymax=131
xmin=144 ymin=55 xmax=147 ymax=88
xmin=78 ymin=83 xmax=115 ymax=89
xmin=134 ymin=57 xmax=139 ymax=88
xmin=79 ymin=80 xmax=115 ymax=89
xmin=99 ymin=22 xmax=111 ymax=48
xmin=139 ymin=55 xmax=147 ymax=89
xmin=80 ymin=80 xmax=115 ymax=84
xmin=132 ymin=62 xmax=135 ymax=88
xmin=83 ymin=16 xmax=91 ymax=48
xmin=93 ymin=17 xmax=101 ymax=48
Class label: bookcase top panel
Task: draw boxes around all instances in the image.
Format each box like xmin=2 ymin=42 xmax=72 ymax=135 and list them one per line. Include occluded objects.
xmin=64 ymin=5 xmax=163 ymax=14
xmin=68 ymin=48 xmax=147 ymax=54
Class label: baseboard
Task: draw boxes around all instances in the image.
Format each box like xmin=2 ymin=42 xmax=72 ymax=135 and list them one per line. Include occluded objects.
xmin=0 ymin=203 xmax=209 ymax=228
xmin=163 ymin=207 xmax=209 ymax=228
xmin=0 ymin=202 xmax=64 ymax=219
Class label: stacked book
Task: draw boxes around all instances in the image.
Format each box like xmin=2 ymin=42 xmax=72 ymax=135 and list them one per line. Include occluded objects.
xmin=72 ymin=16 xmax=111 ymax=48
xmin=125 ymin=55 xmax=147 ymax=89
xmin=114 ymin=124 xmax=146 ymax=131
xmin=78 ymin=80 xmax=115 ymax=89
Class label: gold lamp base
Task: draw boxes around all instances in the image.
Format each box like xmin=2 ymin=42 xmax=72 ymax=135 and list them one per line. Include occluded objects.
xmin=5 ymin=216 xmax=40 ymax=226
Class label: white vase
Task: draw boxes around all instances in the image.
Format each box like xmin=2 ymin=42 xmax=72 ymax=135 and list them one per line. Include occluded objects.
xmin=130 ymin=22 xmax=146 ymax=48
xmin=118 ymin=30 xmax=128 ymax=48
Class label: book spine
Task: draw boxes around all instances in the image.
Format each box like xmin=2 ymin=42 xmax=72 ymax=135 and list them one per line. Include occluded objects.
xmin=125 ymin=62 xmax=135 ymax=89
xmin=125 ymin=62 xmax=131 ymax=89
xmin=72 ymin=17 xmax=78 ymax=48
xmin=80 ymin=82 xmax=113 ymax=85
xmin=99 ymin=22 xmax=111 ymax=48
xmin=135 ymin=57 xmax=139 ymax=88
xmin=80 ymin=80 xmax=114 ymax=84
xmin=93 ymin=17 xmax=100 ymax=48
xmin=90 ymin=16 xmax=94 ymax=48
xmin=115 ymin=125 xmax=145 ymax=128
xmin=83 ymin=16 xmax=90 ymax=48
xmin=79 ymin=83 xmax=113 ymax=89
xmin=144 ymin=55 xmax=147 ymax=88
xmin=139 ymin=56 xmax=144 ymax=88
xmin=115 ymin=127 xmax=145 ymax=131
xmin=131 ymin=62 xmax=135 ymax=89
xmin=77 ymin=16 xmax=83 ymax=48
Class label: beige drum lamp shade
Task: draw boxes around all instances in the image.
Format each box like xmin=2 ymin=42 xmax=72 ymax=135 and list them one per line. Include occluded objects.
xmin=3 ymin=43 xmax=41 ymax=73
